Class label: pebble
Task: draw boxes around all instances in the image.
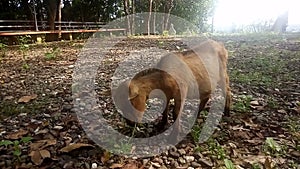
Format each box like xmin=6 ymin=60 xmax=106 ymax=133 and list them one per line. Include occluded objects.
xmin=184 ymin=156 xmax=195 ymax=163
xmin=151 ymin=162 xmax=161 ymax=168
xmin=91 ymin=163 xmax=97 ymax=169
xmin=178 ymin=149 xmax=186 ymax=155
xmin=193 ymin=152 xmax=203 ymax=159
xmin=170 ymin=151 xmax=180 ymax=158
xmin=160 ymin=165 xmax=168 ymax=169
xmin=142 ymin=159 xmax=149 ymax=165
xmin=171 ymin=161 xmax=179 ymax=167
xmin=54 ymin=125 xmax=64 ymax=130
xmin=153 ymin=157 xmax=163 ymax=164
xmin=199 ymin=158 xmax=213 ymax=167
xmin=178 ymin=157 xmax=186 ymax=164
xmin=191 ymin=161 xmax=201 ymax=167
xmin=250 ymin=100 xmax=260 ymax=106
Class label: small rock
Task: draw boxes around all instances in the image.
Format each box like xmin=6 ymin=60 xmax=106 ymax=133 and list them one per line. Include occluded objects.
xmin=171 ymin=161 xmax=179 ymax=168
xmin=54 ymin=125 xmax=64 ymax=130
xmin=153 ymin=157 xmax=163 ymax=164
xmin=3 ymin=96 xmax=14 ymax=100
xmin=151 ymin=162 xmax=161 ymax=168
xmin=6 ymin=160 xmax=12 ymax=166
xmin=250 ymin=100 xmax=260 ymax=106
xmin=178 ymin=149 xmax=186 ymax=155
xmin=91 ymin=163 xmax=97 ymax=169
xmin=160 ymin=165 xmax=168 ymax=169
xmin=193 ymin=152 xmax=203 ymax=159
xmin=191 ymin=162 xmax=201 ymax=167
xmin=184 ymin=156 xmax=195 ymax=163
xmin=291 ymin=150 xmax=300 ymax=157
xmin=0 ymin=161 xmax=5 ymax=167
xmin=170 ymin=151 xmax=180 ymax=158
xmin=199 ymin=158 xmax=213 ymax=167
xmin=19 ymin=113 xmax=27 ymax=116
xmin=63 ymin=161 xmax=74 ymax=169
xmin=187 ymin=167 xmax=194 ymax=169
xmin=43 ymin=113 xmax=51 ymax=118
xmin=277 ymin=109 xmax=286 ymax=114
xmin=178 ymin=157 xmax=186 ymax=164
xmin=63 ymin=104 xmax=73 ymax=111
xmin=142 ymin=159 xmax=149 ymax=165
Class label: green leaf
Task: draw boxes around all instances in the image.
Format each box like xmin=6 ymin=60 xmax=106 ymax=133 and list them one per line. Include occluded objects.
xmin=13 ymin=149 xmax=22 ymax=157
xmin=21 ymin=136 xmax=33 ymax=143
xmin=13 ymin=140 xmax=20 ymax=146
xmin=265 ymin=137 xmax=281 ymax=152
xmin=0 ymin=140 xmax=14 ymax=147
xmin=224 ymin=159 xmax=235 ymax=169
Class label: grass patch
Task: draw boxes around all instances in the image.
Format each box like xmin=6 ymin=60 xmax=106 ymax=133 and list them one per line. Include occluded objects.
xmin=0 ymin=100 xmax=46 ymax=120
xmin=232 ymin=95 xmax=252 ymax=113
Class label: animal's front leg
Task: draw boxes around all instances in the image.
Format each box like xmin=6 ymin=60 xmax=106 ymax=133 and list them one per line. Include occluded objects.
xmin=168 ymin=86 xmax=187 ymax=143
xmin=158 ymin=99 xmax=170 ymax=129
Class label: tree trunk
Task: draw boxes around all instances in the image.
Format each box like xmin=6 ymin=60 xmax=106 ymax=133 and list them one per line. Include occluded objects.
xmin=165 ymin=0 xmax=174 ymax=31
xmin=45 ymin=0 xmax=59 ymax=30
xmin=161 ymin=0 xmax=174 ymax=32
xmin=152 ymin=0 xmax=156 ymax=34
xmin=147 ymin=0 xmax=153 ymax=35
xmin=131 ymin=0 xmax=135 ymax=35
xmin=123 ymin=0 xmax=131 ymax=35
xmin=58 ymin=0 xmax=62 ymax=38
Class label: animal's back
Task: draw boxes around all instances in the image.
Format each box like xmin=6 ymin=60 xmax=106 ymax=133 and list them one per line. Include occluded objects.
xmin=156 ymin=40 xmax=227 ymax=98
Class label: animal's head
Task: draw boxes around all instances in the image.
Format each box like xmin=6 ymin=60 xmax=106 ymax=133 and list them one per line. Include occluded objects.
xmin=113 ymin=80 xmax=147 ymax=124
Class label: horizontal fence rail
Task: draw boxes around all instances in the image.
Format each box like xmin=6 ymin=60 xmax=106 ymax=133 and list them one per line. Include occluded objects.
xmin=0 ymin=20 xmax=106 ymax=32
xmin=0 ymin=20 xmax=127 ymax=38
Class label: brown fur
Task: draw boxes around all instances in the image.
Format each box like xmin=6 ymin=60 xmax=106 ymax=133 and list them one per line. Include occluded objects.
xmin=114 ymin=40 xmax=231 ymax=139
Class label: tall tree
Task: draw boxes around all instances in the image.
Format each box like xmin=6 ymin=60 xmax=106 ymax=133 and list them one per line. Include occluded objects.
xmin=147 ymin=0 xmax=153 ymax=35
xmin=44 ymin=0 xmax=60 ymax=30
xmin=123 ymin=0 xmax=132 ymax=35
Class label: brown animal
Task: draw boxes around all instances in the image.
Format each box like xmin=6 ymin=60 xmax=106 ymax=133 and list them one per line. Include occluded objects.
xmin=113 ymin=40 xmax=231 ymax=139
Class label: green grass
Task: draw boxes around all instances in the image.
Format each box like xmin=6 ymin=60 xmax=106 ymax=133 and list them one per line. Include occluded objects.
xmin=0 ymin=99 xmax=46 ymax=120
xmin=0 ymin=136 xmax=33 ymax=161
xmin=232 ymin=95 xmax=252 ymax=113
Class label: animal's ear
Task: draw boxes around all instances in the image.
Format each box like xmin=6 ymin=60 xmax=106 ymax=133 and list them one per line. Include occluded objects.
xmin=128 ymin=83 xmax=139 ymax=100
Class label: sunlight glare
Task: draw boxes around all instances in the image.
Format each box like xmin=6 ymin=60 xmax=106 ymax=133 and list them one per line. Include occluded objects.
xmin=214 ymin=0 xmax=300 ymax=30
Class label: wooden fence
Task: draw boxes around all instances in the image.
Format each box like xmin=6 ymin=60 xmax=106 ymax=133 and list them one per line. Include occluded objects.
xmin=0 ymin=20 xmax=126 ymax=43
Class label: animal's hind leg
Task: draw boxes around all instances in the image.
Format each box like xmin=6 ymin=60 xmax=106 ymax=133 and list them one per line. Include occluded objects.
xmin=224 ymin=74 xmax=231 ymax=116
xmin=197 ymin=96 xmax=209 ymax=118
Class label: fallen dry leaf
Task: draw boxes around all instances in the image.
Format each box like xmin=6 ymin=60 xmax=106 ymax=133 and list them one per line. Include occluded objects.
xmin=29 ymin=149 xmax=51 ymax=165
xmin=59 ymin=143 xmax=94 ymax=153
xmin=29 ymin=150 xmax=43 ymax=165
xmin=264 ymin=157 xmax=272 ymax=169
xmin=18 ymin=94 xmax=38 ymax=103
xmin=30 ymin=139 xmax=57 ymax=151
xmin=5 ymin=129 xmax=28 ymax=140
xmin=123 ymin=163 xmax=139 ymax=169
xmin=101 ymin=150 xmax=111 ymax=163
xmin=40 ymin=149 xmax=51 ymax=158
xmin=110 ymin=163 xmax=124 ymax=169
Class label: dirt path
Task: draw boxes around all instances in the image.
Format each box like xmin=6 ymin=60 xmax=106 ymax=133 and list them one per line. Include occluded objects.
xmin=0 ymin=35 xmax=299 ymax=169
